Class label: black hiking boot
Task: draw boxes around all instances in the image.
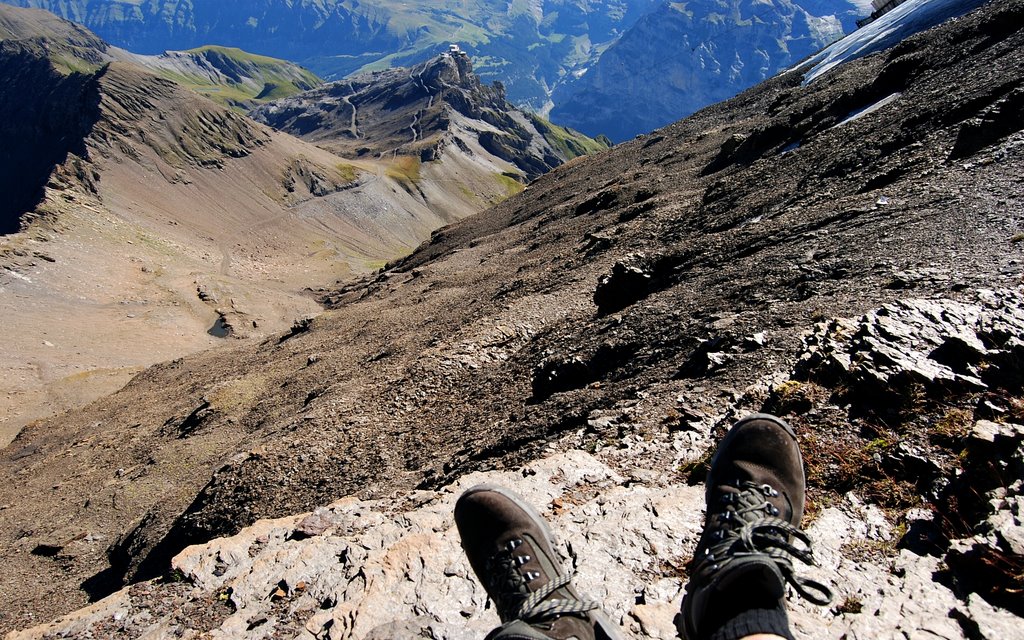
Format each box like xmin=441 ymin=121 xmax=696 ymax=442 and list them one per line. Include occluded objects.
xmin=678 ymin=413 xmax=833 ymax=640
xmin=455 ymin=484 xmax=622 ymax=640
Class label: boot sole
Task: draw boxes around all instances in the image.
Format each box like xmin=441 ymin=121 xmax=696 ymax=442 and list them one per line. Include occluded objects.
xmin=708 ymin=412 xmax=799 ymax=473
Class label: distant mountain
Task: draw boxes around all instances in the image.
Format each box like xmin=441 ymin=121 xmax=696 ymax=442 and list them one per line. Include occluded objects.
xmin=550 ymin=0 xmax=869 ymax=141
xmin=1 ymin=0 xmax=660 ymax=111
xmin=0 ymin=3 xmax=323 ymax=112
xmin=252 ymin=52 xmax=608 ymax=182
xmin=117 ymin=45 xmax=323 ymax=109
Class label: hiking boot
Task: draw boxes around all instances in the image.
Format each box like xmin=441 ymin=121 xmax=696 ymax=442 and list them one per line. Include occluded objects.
xmin=455 ymin=484 xmax=622 ymax=640
xmin=678 ymin=413 xmax=832 ymax=640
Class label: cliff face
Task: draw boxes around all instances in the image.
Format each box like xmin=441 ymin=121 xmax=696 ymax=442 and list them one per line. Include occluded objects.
xmin=550 ymin=0 xmax=866 ymax=141
xmin=0 ymin=40 xmax=101 ymax=232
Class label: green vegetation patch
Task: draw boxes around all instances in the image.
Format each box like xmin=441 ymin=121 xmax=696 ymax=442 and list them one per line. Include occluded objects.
xmin=529 ymin=113 xmax=611 ymax=160
xmin=494 ymin=172 xmax=525 ymax=199
xmin=153 ymin=45 xmax=321 ymax=108
xmin=336 ymin=163 xmax=359 ymax=184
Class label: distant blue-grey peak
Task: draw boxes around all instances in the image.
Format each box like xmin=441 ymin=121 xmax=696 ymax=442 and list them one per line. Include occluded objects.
xmin=550 ymin=0 xmax=870 ymax=142
xmin=0 ymin=0 xmax=660 ymax=112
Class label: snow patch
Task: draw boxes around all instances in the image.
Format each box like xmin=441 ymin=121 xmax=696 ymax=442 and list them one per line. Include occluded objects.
xmin=835 ymin=92 xmax=902 ymax=127
xmin=801 ymin=0 xmax=989 ymax=84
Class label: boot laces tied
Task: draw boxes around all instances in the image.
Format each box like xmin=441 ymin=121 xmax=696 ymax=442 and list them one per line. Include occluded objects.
xmin=485 ymin=539 xmax=599 ymax=623
xmin=704 ymin=481 xmax=833 ymax=606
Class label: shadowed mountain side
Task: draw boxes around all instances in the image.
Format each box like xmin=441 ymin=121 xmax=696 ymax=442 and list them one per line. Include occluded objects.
xmin=0 ymin=0 xmax=1022 ymax=633
xmin=550 ymin=0 xmax=865 ymax=141
xmin=0 ymin=40 xmax=101 ymax=233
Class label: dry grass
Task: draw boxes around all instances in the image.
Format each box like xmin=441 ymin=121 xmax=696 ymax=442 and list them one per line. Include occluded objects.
xmin=336 ymin=163 xmax=359 ymax=184
xmin=932 ymin=407 xmax=973 ymax=440
xmin=386 ymin=156 xmax=422 ymax=185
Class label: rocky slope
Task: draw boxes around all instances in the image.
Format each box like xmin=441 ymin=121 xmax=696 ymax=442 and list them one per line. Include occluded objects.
xmin=11 ymin=398 xmax=1024 ymax=638
xmin=550 ymin=0 xmax=867 ymax=141
xmin=1 ymin=0 xmax=660 ymax=110
xmin=1 ymin=0 xmax=1023 ymax=634
xmin=251 ymin=52 xmax=608 ymax=182
xmin=0 ymin=5 xmax=586 ymax=448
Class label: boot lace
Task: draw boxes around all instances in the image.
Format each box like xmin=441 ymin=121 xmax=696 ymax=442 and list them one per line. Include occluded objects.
xmin=485 ymin=538 xmax=599 ymax=623
xmin=695 ymin=480 xmax=833 ymax=605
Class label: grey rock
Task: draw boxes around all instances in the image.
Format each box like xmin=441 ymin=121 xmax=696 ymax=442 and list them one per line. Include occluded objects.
xmin=796 ymin=290 xmax=1024 ymax=396
xmin=13 ymin=447 xmax=1022 ymax=640
xmin=594 ymin=253 xmax=656 ymax=315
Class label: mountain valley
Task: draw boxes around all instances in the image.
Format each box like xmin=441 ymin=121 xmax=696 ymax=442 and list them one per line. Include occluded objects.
xmin=0 ymin=4 xmax=600 ymax=448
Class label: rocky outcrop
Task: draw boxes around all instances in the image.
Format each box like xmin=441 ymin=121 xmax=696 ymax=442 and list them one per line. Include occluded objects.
xmin=12 ymin=408 xmax=1022 ymax=639
xmin=795 ymin=289 xmax=1024 ymax=398
xmin=252 ymin=53 xmax=606 ymax=181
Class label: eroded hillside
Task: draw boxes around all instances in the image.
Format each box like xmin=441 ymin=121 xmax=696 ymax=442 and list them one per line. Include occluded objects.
xmin=1 ymin=0 xmax=1021 ymax=634
xmin=0 ymin=4 xmax=586 ymax=448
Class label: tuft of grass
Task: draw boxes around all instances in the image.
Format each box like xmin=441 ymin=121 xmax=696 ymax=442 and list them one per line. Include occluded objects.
xmin=835 ymin=595 xmax=864 ymax=615
xmin=386 ymin=156 xmax=422 ymax=185
xmin=336 ymin=163 xmax=359 ymax=184
xmin=932 ymin=407 xmax=973 ymax=440
xmin=206 ymin=376 xmax=268 ymax=414
xmin=801 ymin=429 xmax=920 ymax=512
xmin=677 ymin=447 xmax=714 ymax=486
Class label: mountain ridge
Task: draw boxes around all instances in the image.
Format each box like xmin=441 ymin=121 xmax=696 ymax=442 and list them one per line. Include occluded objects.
xmin=251 ymin=52 xmax=608 ymax=182
xmin=1 ymin=0 xmax=660 ymax=111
